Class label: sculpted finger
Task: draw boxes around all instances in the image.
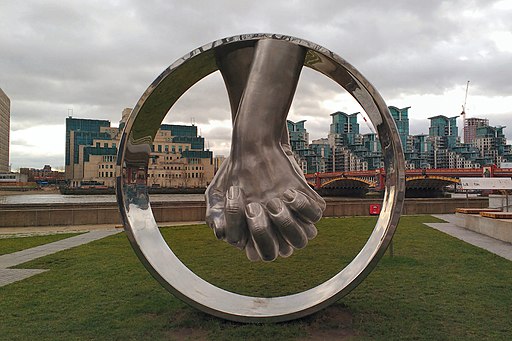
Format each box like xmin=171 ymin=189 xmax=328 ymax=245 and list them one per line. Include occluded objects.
xmin=205 ymin=186 xmax=225 ymax=210
xmin=283 ymin=189 xmax=323 ymax=223
xmin=310 ymin=192 xmax=326 ymax=211
xmin=276 ymin=232 xmax=293 ymax=258
xmin=245 ymin=238 xmax=261 ymax=262
xmin=224 ymin=186 xmax=248 ymax=249
xmin=208 ymin=214 xmax=226 ymax=240
xmin=267 ymin=198 xmax=308 ymax=249
xmin=302 ymin=222 xmax=318 ymax=240
xmin=245 ymin=202 xmax=279 ymax=262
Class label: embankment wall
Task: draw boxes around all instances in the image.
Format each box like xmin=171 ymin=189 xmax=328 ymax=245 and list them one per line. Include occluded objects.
xmin=0 ymin=198 xmax=488 ymax=228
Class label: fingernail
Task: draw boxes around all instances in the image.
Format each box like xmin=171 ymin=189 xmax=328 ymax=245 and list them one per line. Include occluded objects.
xmin=266 ymin=198 xmax=283 ymax=214
xmin=227 ymin=186 xmax=240 ymax=200
xmin=283 ymin=189 xmax=296 ymax=201
xmin=246 ymin=203 xmax=262 ymax=218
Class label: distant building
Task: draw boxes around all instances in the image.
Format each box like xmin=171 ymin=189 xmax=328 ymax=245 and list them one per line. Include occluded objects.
xmin=464 ymin=117 xmax=488 ymax=144
xmin=287 ymin=120 xmax=310 ymax=172
xmin=326 ymin=112 xmax=368 ymax=172
xmin=427 ymin=115 xmax=461 ymax=168
xmin=0 ymin=172 xmax=28 ymax=183
xmin=389 ymin=106 xmax=410 ymax=152
xmin=286 ymin=106 xmax=511 ymax=173
xmin=65 ymin=109 xmax=214 ymax=188
xmin=213 ymin=155 xmax=226 ymax=174
xmin=20 ymin=165 xmax=65 ymax=184
xmin=0 ymin=88 xmax=10 ymax=173
xmin=474 ymin=125 xmax=512 ymax=166
xmin=65 ymin=117 xmax=112 ymax=181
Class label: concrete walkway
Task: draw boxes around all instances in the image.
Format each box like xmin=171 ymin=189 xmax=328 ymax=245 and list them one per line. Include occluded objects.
xmin=0 ymin=230 xmax=121 ymax=287
xmin=0 ymin=221 xmax=205 ymax=287
xmin=427 ymin=214 xmax=512 ymax=261
xmin=0 ymin=221 xmax=205 ymax=237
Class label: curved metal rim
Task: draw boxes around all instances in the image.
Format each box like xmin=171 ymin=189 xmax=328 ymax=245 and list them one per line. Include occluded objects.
xmin=116 ymin=33 xmax=405 ymax=323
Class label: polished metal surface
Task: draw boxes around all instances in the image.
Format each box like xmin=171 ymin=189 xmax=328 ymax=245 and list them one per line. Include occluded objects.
xmin=116 ymin=33 xmax=405 ymax=323
xmin=207 ymin=39 xmax=326 ymax=261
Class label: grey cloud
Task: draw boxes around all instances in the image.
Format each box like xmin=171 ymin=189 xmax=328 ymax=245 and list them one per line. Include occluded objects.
xmin=1 ymin=0 xmax=511 ymax=167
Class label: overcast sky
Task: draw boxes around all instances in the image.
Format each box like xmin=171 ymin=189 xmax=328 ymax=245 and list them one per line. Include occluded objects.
xmin=2 ymin=0 xmax=512 ymax=170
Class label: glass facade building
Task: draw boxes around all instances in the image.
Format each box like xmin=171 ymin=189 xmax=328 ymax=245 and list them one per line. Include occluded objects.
xmin=65 ymin=111 xmax=214 ymax=187
xmin=287 ymin=108 xmax=512 ymax=174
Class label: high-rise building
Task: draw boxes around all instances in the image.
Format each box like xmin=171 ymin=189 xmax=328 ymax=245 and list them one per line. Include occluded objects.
xmin=287 ymin=120 xmax=311 ymax=173
xmin=474 ymin=125 xmax=512 ymax=166
xmin=388 ymin=106 xmax=410 ymax=152
xmin=329 ymin=111 xmax=359 ymax=145
xmin=65 ymin=109 xmax=214 ymax=188
xmin=286 ymin=106 xmax=511 ymax=173
xmin=0 ymin=88 xmax=10 ymax=173
xmin=65 ymin=117 xmax=111 ymax=180
xmin=464 ymin=117 xmax=489 ymax=144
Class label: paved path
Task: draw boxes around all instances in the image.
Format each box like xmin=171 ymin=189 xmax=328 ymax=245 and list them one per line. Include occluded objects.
xmin=0 ymin=230 xmax=121 ymax=287
xmin=427 ymin=214 xmax=512 ymax=261
xmin=0 ymin=221 xmax=204 ymax=237
xmin=0 ymin=222 xmax=204 ymax=287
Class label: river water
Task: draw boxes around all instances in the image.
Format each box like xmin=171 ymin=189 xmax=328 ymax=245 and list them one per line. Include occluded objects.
xmin=0 ymin=193 xmax=205 ymax=205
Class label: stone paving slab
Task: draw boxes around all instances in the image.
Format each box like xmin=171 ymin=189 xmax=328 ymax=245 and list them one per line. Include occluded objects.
xmin=0 ymin=221 xmax=204 ymax=237
xmin=0 ymin=230 xmax=121 ymax=287
xmin=0 ymin=222 xmax=206 ymax=287
xmin=0 ymin=230 xmax=121 ymax=268
xmin=428 ymin=214 xmax=512 ymax=261
xmin=0 ymin=268 xmax=48 ymax=287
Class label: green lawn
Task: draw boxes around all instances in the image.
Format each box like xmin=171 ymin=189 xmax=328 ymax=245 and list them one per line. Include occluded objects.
xmin=1 ymin=216 xmax=511 ymax=340
xmin=0 ymin=233 xmax=82 ymax=256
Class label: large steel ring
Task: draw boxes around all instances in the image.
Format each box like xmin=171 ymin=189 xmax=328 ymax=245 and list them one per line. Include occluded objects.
xmin=116 ymin=33 xmax=405 ymax=323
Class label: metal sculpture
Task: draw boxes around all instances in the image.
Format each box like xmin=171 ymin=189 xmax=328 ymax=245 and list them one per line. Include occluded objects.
xmin=116 ymin=33 xmax=405 ymax=323
xmin=206 ymin=39 xmax=325 ymax=261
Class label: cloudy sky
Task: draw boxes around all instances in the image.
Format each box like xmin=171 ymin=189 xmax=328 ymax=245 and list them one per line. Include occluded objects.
xmin=2 ymin=0 xmax=512 ymax=170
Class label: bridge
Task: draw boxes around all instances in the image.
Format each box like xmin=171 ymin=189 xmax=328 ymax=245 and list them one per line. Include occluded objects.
xmin=305 ymin=166 xmax=512 ymax=197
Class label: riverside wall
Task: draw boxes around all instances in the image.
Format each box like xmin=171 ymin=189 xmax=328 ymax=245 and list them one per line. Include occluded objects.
xmin=0 ymin=197 xmax=489 ymax=228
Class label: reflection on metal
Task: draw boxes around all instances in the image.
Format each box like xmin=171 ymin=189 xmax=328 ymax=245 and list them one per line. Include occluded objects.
xmin=116 ymin=34 xmax=405 ymax=323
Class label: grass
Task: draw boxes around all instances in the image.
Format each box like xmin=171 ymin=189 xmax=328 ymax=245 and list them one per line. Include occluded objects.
xmin=0 ymin=233 xmax=82 ymax=256
xmin=0 ymin=216 xmax=511 ymax=340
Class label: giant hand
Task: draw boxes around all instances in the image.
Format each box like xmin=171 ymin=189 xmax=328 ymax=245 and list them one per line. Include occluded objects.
xmin=206 ymin=39 xmax=326 ymax=261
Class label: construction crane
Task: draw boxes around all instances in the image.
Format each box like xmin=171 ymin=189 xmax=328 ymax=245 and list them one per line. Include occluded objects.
xmin=357 ymin=112 xmax=376 ymax=134
xmin=461 ymin=81 xmax=470 ymax=143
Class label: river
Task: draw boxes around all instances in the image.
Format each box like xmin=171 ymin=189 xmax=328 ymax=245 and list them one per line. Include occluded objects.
xmin=0 ymin=193 xmax=205 ymax=205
